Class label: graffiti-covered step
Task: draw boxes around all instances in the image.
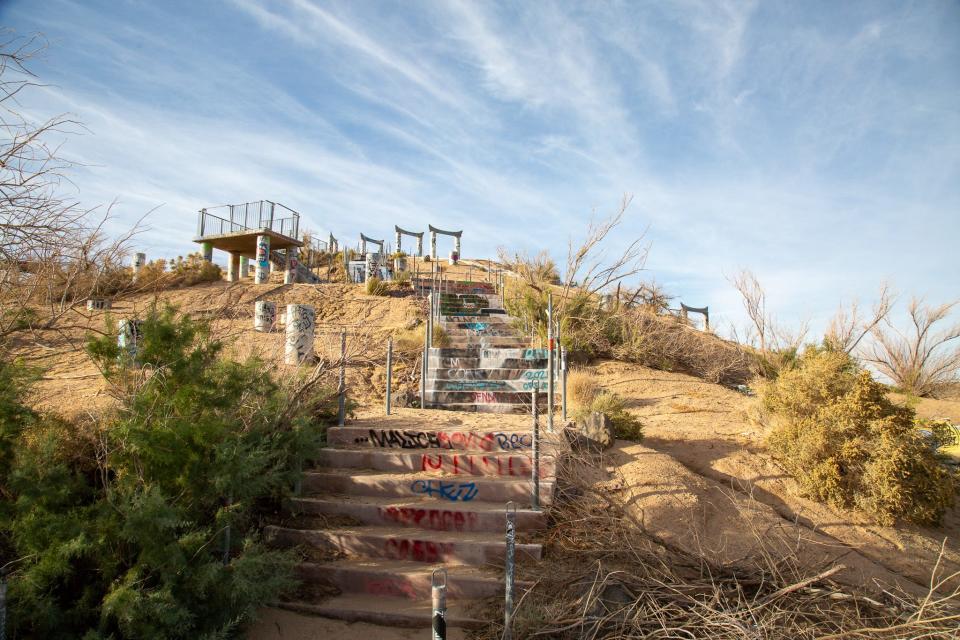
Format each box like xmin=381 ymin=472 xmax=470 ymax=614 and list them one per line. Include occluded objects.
xmin=288 ymin=495 xmax=547 ymax=532
xmin=429 ymin=347 xmax=548 ymax=359
xmin=327 ymin=425 xmax=541 ymax=451
xmin=421 ymin=401 xmax=546 ymax=414
xmin=428 ymin=356 xmax=546 ymax=369
xmin=314 ymin=448 xmax=556 ymax=478
xmin=266 ymin=525 xmax=544 ymax=565
xmin=296 ymin=559 xmax=521 ymax=600
xmin=303 ymin=471 xmax=556 ymax=505
xmin=427 ymin=379 xmax=549 ymax=392
xmin=442 ymin=338 xmax=529 ymax=348
xmin=426 ymin=367 xmax=547 ymax=381
xmin=422 ymin=390 xmax=549 ymax=406
xmin=280 ymin=594 xmax=483 ymax=631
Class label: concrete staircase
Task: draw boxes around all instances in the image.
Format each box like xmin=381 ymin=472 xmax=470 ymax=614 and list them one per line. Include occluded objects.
xmin=267 ymin=418 xmax=557 ymax=630
xmin=417 ymin=278 xmax=547 ymax=413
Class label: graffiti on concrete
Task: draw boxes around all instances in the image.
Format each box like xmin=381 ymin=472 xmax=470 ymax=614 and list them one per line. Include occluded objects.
xmin=358 ymin=429 xmax=531 ymax=451
xmin=378 ymin=506 xmax=479 ymax=532
xmin=384 ymin=538 xmax=453 ymax=563
xmin=411 ymin=479 xmax=479 ymax=502
xmin=284 ymin=304 xmax=315 ymax=364
xmin=420 ymin=453 xmax=531 ymax=476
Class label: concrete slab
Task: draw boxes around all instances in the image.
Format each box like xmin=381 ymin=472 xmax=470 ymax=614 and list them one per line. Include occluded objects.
xmin=192 ymin=228 xmax=302 ymax=256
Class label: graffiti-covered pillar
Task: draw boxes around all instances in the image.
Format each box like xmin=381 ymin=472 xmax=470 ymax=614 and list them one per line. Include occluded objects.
xmin=227 ymin=252 xmax=241 ymax=282
xmin=285 ymin=248 xmax=299 ymax=285
xmin=255 ymin=234 xmax=270 ymax=284
xmin=202 ymin=242 xmax=213 ymax=263
xmin=417 ymin=235 xmax=423 ymax=257
xmin=254 ymin=300 xmax=276 ymax=332
xmin=118 ymin=318 xmax=142 ymax=363
xmin=430 ymin=232 xmax=437 ymax=260
xmin=240 ymin=255 xmax=249 ymax=278
xmin=133 ymin=252 xmax=146 ymax=280
xmin=395 ymin=229 xmax=402 ymax=254
xmin=284 ymin=304 xmax=315 ymax=365
xmin=454 ymin=235 xmax=461 ymax=256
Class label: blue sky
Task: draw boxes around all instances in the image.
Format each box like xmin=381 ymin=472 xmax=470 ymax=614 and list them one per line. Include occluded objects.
xmin=3 ymin=0 xmax=958 ymax=337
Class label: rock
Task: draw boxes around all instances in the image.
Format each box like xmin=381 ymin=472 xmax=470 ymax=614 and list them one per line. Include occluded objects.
xmin=567 ymin=412 xmax=615 ymax=452
xmin=393 ymin=389 xmax=419 ymax=408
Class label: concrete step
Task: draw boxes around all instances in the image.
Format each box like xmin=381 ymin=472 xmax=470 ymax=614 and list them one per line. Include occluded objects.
xmin=427 ymin=367 xmax=547 ymax=382
xmin=430 ymin=347 xmax=548 ymax=359
xmin=303 ymin=470 xmax=555 ymax=505
xmin=429 ymin=356 xmax=546 ymax=369
xmin=439 ymin=315 xmax=511 ymax=324
xmin=266 ymin=524 xmax=544 ymax=565
xmin=442 ymin=338 xmax=528 ymax=348
xmin=315 ymin=448 xmax=556 ymax=478
xmin=423 ymin=401 xmax=540 ymax=414
xmin=289 ymin=495 xmax=547 ymax=532
xmin=296 ymin=559 xmax=518 ymax=600
xmin=327 ymin=425 xmax=536 ymax=452
xmin=279 ymin=594 xmax=484 ymax=630
xmin=422 ymin=390 xmax=548 ymax=406
xmin=426 ymin=378 xmax=549 ymax=393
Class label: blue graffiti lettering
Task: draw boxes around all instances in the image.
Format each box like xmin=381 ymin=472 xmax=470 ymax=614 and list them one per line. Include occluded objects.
xmin=411 ymin=479 xmax=479 ymax=502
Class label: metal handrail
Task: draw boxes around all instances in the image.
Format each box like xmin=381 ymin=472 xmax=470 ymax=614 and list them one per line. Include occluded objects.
xmin=197 ymin=200 xmax=300 ymax=239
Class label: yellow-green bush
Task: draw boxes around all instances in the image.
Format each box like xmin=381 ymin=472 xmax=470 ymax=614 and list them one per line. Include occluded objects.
xmin=365 ymin=277 xmax=389 ymax=296
xmin=763 ymin=349 xmax=957 ymax=526
xmin=567 ymin=368 xmax=601 ymax=412
xmin=573 ymin=390 xmax=643 ymax=442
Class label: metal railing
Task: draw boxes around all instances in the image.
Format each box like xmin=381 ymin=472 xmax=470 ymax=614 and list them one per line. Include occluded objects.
xmin=196 ymin=200 xmax=300 ymax=240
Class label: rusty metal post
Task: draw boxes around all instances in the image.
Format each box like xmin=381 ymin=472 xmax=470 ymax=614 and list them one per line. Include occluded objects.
xmin=504 ymin=501 xmax=517 ymax=640
xmin=432 ymin=568 xmax=447 ymax=640
xmin=561 ymin=347 xmax=568 ymax=422
xmin=532 ymin=388 xmax=540 ymax=510
xmin=385 ymin=337 xmax=393 ymax=415
xmin=337 ymin=329 xmax=346 ymax=427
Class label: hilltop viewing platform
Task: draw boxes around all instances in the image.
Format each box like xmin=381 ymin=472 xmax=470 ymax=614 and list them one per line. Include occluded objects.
xmin=193 ymin=200 xmax=303 ymax=254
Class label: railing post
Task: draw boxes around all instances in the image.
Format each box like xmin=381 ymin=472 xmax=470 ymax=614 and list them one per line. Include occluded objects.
xmin=385 ymin=337 xmax=393 ymax=415
xmin=532 ymin=387 xmax=540 ymax=510
xmin=547 ymin=293 xmax=554 ymax=433
xmin=561 ymin=347 xmax=568 ymax=422
xmin=337 ymin=329 xmax=346 ymax=427
xmin=504 ymin=501 xmax=517 ymax=640
xmin=432 ymin=568 xmax=447 ymax=640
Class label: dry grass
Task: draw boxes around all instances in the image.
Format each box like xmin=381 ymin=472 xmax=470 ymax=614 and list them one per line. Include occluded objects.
xmin=567 ymin=368 xmax=601 ymax=411
xmin=476 ymin=452 xmax=960 ymax=640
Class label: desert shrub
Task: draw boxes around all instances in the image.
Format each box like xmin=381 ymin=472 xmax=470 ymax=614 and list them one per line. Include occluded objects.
xmin=573 ymin=389 xmax=643 ymax=442
xmin=566 ymin=368 xmax=600 ymax=411
xmin=2 ymin=304 xmax=331 ymax=638
xmin=365 ymin=277 xmax=389 ymax=296
xmin=169 ymin=252 xmax=222 ymax=286
xmin=393 ymin=270 xmax=412 ymax=286
xmin=762 ymin=348 xmax=957 ymax=526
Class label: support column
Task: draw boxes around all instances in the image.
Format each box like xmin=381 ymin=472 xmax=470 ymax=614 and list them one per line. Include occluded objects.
xmin=202 ymin=242 xmax=213 ymax=262
xmin=430 ymin=232 xmax=437 ymax=260
xmin=395 ymin=230 xmax=402 ymax=254
xmin=254 ymin=301 xmax=276 ymax=332
xmin=240 ymin=256 xmax=249 ymax=278
xmin=133 ymin=252 xmax=146 ymax=280
xmin=417 ymin=235 xmax=423 ymax=257
xmin=285 ymin=248 xmax=299 ymax=284
xmin=454 ymin=236 xmax=461 ymax=256
xmin=255 ymin=235 xmax=270 ymax=284
xmin=285 ymin=304 xmax=315 ymax=365
xmin=227 ymin=252 xmax=240 ymax=282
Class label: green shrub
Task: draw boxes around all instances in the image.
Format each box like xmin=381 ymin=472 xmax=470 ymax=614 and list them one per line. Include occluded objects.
xmin=763 ymin=348 xmax=957 ymax=526
xmin=566 ymin=368 xmax=600 ymax=412
xmin=393 ymin=270 xmax=412 ymax=286
xmin=365 ymin=277 xmax=389 ymax=296
xmin=2 ymin=304 xmax=331 ymax=638
xmin=574 ymin=390 xmax=643 ymax=442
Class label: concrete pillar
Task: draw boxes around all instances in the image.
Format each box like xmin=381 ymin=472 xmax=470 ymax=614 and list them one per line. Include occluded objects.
xmin=285 ymin=248 xmax=299 ymax=284
xmin=454 ymin=236 xmax=461 ymax=256
xmin=255 ymin=235 xmax=270 ymax=284
xmin=449 ymin=250 xmax=459 ymax=265
xmin=254 ymin=301 xmax=276 ymax=332
xmin=227 ymin=252 xmax=241 ymax=282
xmin=395 ymin=230 xmax=402 ymax=254
xmin=430 ymin=232 xmax=437 ymax=260
xmin=240 ymin=256 xmax=249 ymax=278
xmin=360 ymin=237 xmax=367 ymax=256
xmin=86 ymin=298 xmax=111 ymax=311
xmin=133 ymin=252 xmax=146 ymax=279
xmin=202 ymin=242 xmax=213 ymax=262
xmin=118 ymin=319 xmax=142 ymax=362
xmin=284 ymin=304 xmax=315 ymax=365
xmin=417 ymin=235 xmax=423 ymax=257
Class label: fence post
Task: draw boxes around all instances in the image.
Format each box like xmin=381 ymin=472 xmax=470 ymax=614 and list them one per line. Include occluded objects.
xmin=547 ymin=293 xmax=554 ymax=433
xmin=504 ymin=501 xmax=517 ymax=640
xmin=385 ymin=337 xmax=393 ymax=415
xmin=337 ymin=329 xmax=346 ymax=426
xmin=561 ymin=347 xmax=568 ymax=422
xmin=432 ymin=568 xmax=447 ymax=640
xmin=532 ymin=388 xmax=540 ymax=510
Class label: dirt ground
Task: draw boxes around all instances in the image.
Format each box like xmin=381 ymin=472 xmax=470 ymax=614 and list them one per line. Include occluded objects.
xmin=589 ymin=360 xmax=960 ymax=597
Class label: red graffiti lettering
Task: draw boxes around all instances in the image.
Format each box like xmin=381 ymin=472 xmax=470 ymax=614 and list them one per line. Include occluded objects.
xmin=365 ymin=578 xmax=418 ymax=599
xmin=385 ymin=537 xmax=454 ymax=562
xmin=379 ymin=506 xmax=478 ymax=532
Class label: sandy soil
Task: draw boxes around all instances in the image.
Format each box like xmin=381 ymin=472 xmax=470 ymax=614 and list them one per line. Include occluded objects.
xmin=590 ymin=360 xmax=960 ymax=597
xmin=245 ymin=607 xmax=469 ymax=640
